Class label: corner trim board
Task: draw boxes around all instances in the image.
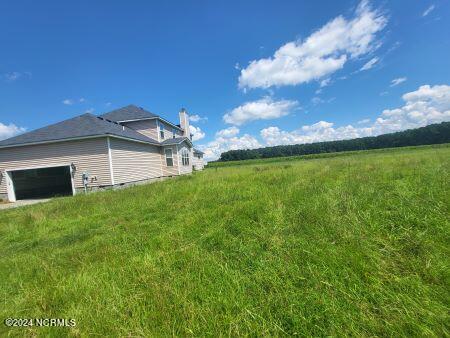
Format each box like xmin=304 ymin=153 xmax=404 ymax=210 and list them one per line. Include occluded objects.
xmin=107 ymin=137 xmax=115 ymax=186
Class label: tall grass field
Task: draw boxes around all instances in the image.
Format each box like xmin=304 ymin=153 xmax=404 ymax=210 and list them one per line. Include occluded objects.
xmin=1 ymin=145 xmax=449 ymax=336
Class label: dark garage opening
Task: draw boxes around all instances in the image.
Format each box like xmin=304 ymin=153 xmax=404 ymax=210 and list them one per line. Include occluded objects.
xmin=10 ymin=166 xmax=73 ymax=200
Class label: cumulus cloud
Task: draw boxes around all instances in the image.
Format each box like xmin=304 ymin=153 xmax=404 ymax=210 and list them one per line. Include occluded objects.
xmin=223 ymin=97 xmax=298 ymax=125
xmin=360 ymin=57 xmax=379 ymax=71
xmin=390 ymin=77 xmax=407 ymax=87
xmin=198 ymin=85 xmax=450 ymax=159
xmin=85 ymin=108 xmax=95 ymax=114
xmin=198 ymin=134 xmax=261 ymax=161
xmin=189 ymin=125 xmax=205 ymax=141
xmin=189 ymin=114 xmax=208 ymax=123
xmin=239 ymin=0 xmax=387 ymax=89
xmin=261 ymin=84 xmax=450 ymax=146
xmin=216 ymin=126 xmax=240 ymax=138
xmin=422 ymin=4 xmax=435 ymax=17
xmin=0 ymin=122 xmax=26 ymax=141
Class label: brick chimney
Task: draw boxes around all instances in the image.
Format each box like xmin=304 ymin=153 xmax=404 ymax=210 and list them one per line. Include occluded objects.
xmin=179 ymin=108 xmax=190 ymax=139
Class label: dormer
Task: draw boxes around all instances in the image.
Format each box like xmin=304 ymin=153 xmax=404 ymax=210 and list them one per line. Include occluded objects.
xmin=99 ymin=105 xmax=185 ymax=142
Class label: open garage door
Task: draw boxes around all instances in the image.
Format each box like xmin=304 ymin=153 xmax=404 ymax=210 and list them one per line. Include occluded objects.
xmin=9 ymin=165 xmax=74 ymax=200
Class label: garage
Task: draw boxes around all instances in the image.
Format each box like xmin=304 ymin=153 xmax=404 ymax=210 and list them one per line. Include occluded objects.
xmin=8 ymin=165 xmax=74 ymax=200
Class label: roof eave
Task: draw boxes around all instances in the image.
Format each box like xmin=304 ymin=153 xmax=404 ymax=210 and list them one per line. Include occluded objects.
xmin=163 ymin=138 xmax=193 ymax=147
xmin=0 ymin=134 xmax=160 ymax=150
xmin=118 ymin=117 xmax=184 ymax=131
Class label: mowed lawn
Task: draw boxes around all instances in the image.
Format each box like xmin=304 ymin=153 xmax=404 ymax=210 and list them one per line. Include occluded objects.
xmin=0 ymin=146 xmax=449 ymax=337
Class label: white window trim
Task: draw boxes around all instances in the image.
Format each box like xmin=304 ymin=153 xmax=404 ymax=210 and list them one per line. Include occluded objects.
xmin=181 ymin=148 xmax=190 ymax=166
xmin=159 ymin=121 xmax=165 ymax=140
xmin=165 ymin=148 xmax=174 ymax=167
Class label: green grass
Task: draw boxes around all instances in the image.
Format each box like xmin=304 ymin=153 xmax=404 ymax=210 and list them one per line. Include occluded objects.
xmin=1 ymin=146 xmax=449 ymax=337
xmin=206 ymin=143 xmax=450 ymax=168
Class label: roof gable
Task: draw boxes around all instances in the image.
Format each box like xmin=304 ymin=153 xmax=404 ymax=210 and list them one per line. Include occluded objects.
xmin=161 ymin=137 xmax=193 ymax=147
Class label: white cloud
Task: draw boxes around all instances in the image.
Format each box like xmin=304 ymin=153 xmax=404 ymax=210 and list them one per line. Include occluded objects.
xmin=4 ymin=72 xmax=22 ymax=81
xmin=63 ymin=98 xmax=87 ymax=105
xmin=0 ymin=122 xmax=26 ymax=140
xmin=215 ymin=126 xmax=240 ymax=138
xmin=390 ymin=77 xmax=407 ymax=87
xmin=261 ymin=84 xmax=450 ymax=146
xmin=198 ymin=134 xmax=261 ymax=161
xmin=234 ymin=62 xmax=241 ymax=70
xmin=223 ymin=97 xmax=298 ymax=125
xmin=189 ymin=125 xmax=205 ymax=141
xmin=239 ymin=0 xmax=387 ymax=89
xmin=360 ymin=57 xmax=379 ymax=71
xmin=3 ymin=71 xmax=32 ymax=82
xmin=105 ymin=102 xmax=112 ymax=107
xmin=85 ymin=108 xmax=95 ymax=114
xmin=201 ymin=84 xmax=450 ymax=160
xmin=320 ymin=78 xmax=331 ymax=87
xmin=63 ymin=99 xmax=74 ymax=105
xmin=311 ymin=97 xmax=324 ymax=105
xmin=422 ymin=4 xmax=435 ymax=17
xmin=189 ymin=114 xmax=208 ymax=123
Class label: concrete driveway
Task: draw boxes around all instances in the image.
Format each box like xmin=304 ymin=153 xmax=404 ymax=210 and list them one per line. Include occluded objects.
xmin=0 ymin=199 xmax=51 ymax=210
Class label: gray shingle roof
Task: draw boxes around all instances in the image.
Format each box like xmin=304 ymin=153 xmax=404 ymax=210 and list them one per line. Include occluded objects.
xmin=0 ymin=113 xmax=159 ymax=148
xmin=161 ymin=137 xmax=192 ymax=146
xmin=193 ymin=148 xmax=204 ymax=155
xmin=99 ymin=104 xmax=158 ymax=122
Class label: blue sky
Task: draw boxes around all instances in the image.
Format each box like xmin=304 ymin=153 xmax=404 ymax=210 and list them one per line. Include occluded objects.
xmin=1 ymin=0 xmax=449 ymax=160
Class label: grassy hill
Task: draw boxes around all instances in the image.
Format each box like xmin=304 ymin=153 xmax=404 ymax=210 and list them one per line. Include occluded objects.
xmin=1 ymin=145 xmax=449 ymax=336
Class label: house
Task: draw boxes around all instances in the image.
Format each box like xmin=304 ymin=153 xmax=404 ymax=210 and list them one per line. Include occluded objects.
xmin=0 ymin=105 xmax=204 ymax=202
xmin=193 ymin=149 xmax=205 ymax=171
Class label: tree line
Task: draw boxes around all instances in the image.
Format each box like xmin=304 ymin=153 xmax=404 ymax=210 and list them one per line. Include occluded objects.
xmin=218 ymin=122 xmax=450 ymax=162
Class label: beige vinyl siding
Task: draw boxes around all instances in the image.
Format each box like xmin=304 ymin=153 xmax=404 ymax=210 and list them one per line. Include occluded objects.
xmin=161 ymin=145 xmax=179 ymax=176
xmin=159 ymin=121 xmax=184 ymax=140
xmin=0 ymin=138 xmax=111 ymax=194
xmin=122 ymin=119 xmax=184 ymax=142
xmin=177 ymin=143 xmax=193 ymax=175
xmin=193 ymin=155 xmax=204 ymax=170
xmin=122 ymin=120 xmax=159 ymax=140
xmin=109 ymin=138 xmax=162 ymax=184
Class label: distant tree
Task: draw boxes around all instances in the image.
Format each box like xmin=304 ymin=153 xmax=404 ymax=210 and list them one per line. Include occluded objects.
xmin=218 ymin=122 xmax=450 ymax=162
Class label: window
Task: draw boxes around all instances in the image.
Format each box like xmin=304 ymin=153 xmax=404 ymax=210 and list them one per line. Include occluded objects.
xmin=165 ymin=149 xmax=173 ymax=167
xmin=159 ymin=121 xmax=165 ymax=139
xmin=172 ymin=128 xmax=176 ymax=138
xmin=182 ymin=149 xmax=190 ymax=166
